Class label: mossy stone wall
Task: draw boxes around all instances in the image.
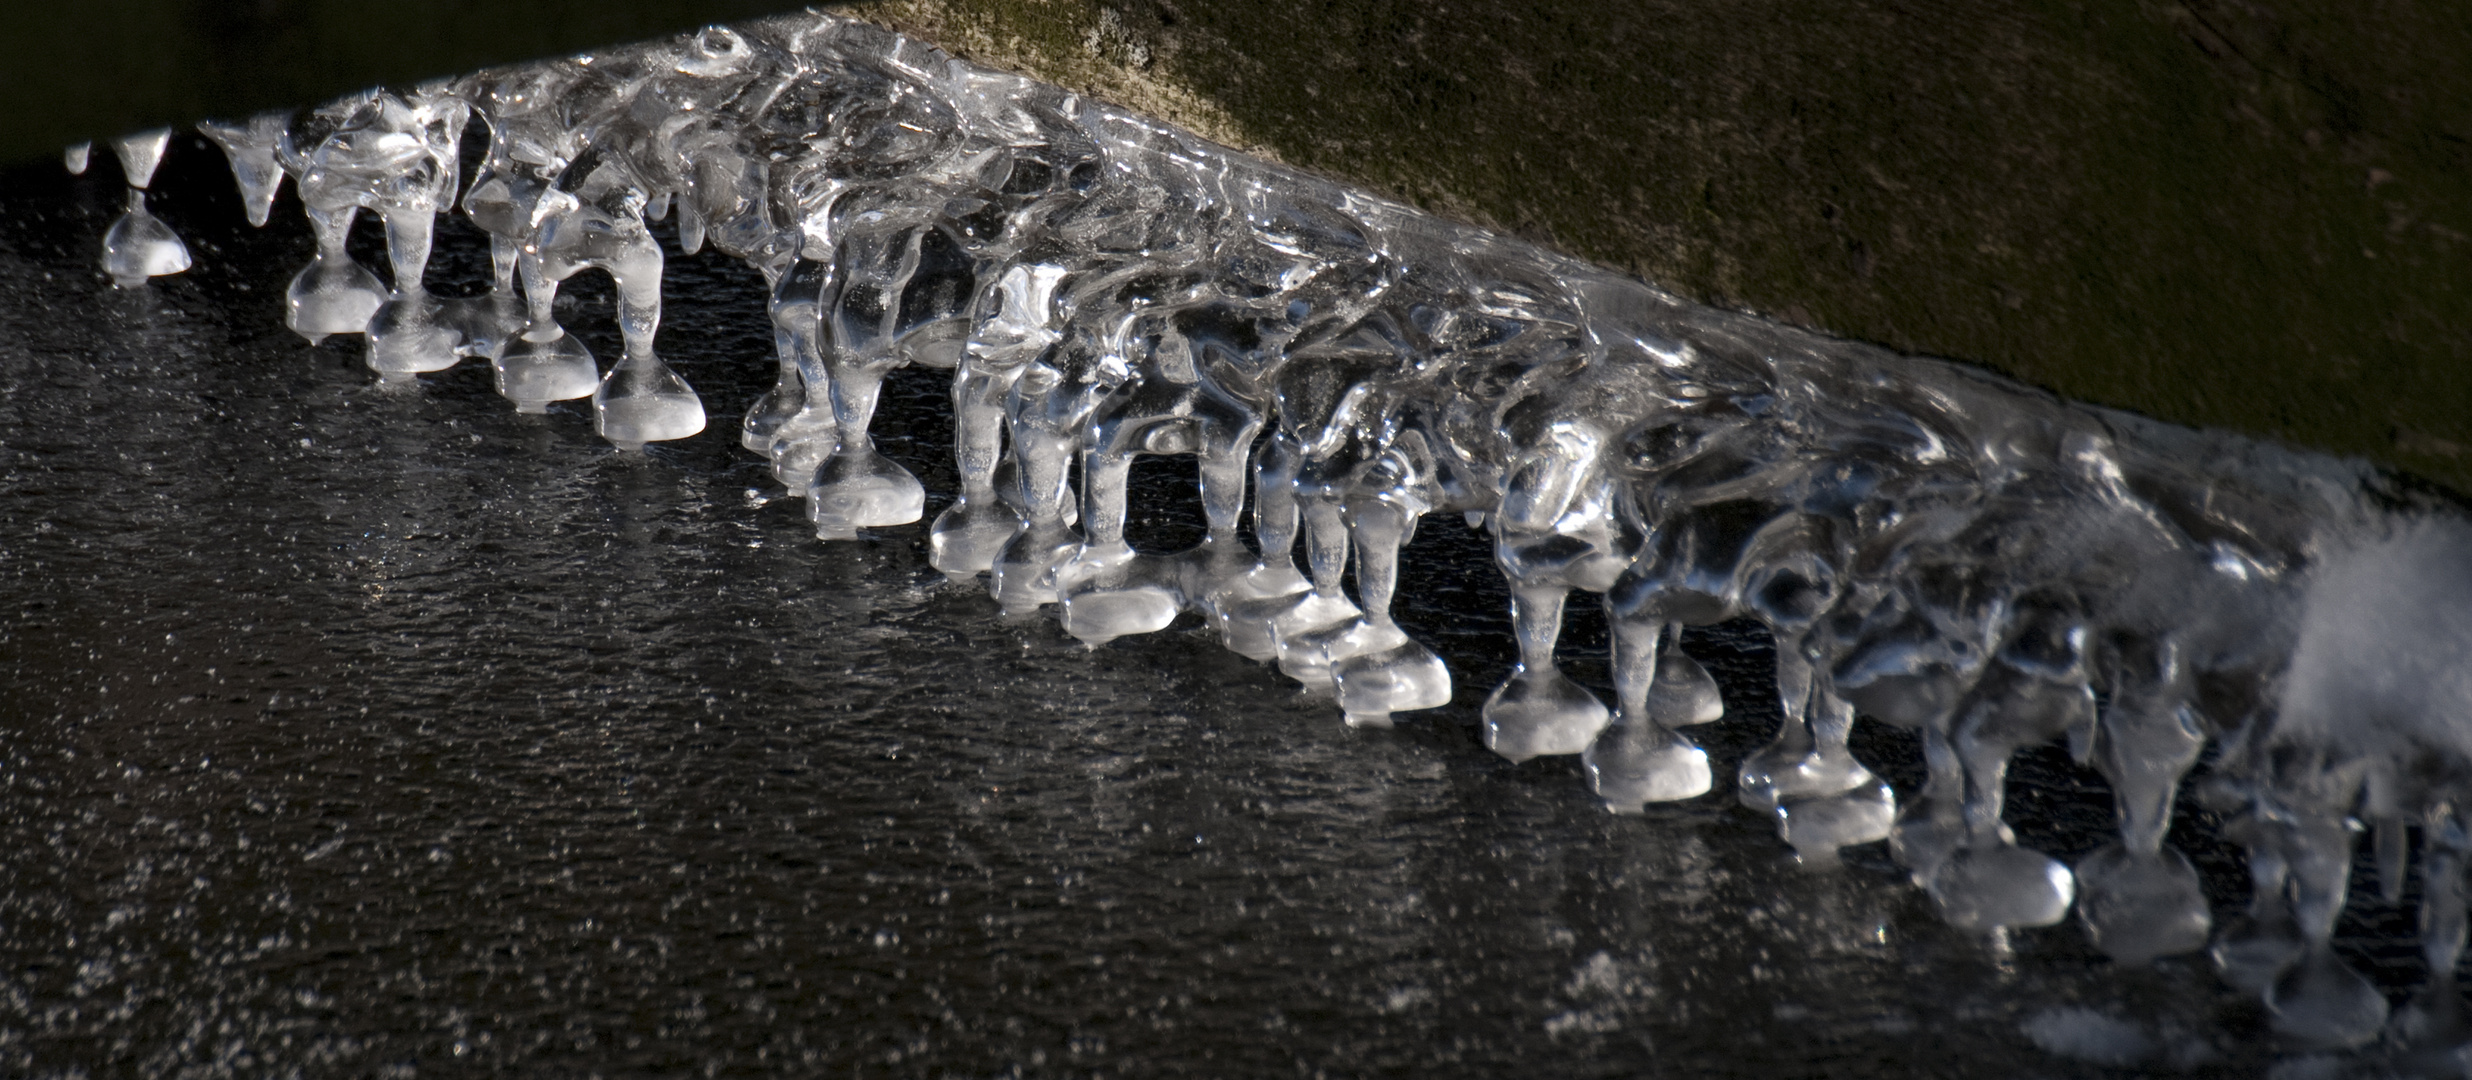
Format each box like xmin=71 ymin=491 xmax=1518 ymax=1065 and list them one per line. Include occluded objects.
xmin=6 ymin=0 xmax=2466 ymax=488
xmin=858 ymin=0 xmax=2472 ymax=491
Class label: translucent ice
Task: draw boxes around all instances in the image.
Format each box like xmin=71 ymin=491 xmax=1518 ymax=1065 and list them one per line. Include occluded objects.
xmin=86 ymin=10 xmax=2472 ymax=1051
xmin=198 ymin=113 xmax=291 ymax=227
xmin=101 ymin=189 xmax=192 ymax=287
xmin=96 ymin=129 xmax=191 ymax=287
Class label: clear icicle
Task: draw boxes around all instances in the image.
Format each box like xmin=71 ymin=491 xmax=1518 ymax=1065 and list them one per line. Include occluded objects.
xmin=98 ymin=129 xmax=190 ymax=287
xmin=95 ymin=11 xmax=2472 ymax=1052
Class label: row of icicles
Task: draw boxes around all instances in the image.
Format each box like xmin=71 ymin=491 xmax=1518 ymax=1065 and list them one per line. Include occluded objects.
xmin=55 ymin=14 xmax=2472 ymax=1060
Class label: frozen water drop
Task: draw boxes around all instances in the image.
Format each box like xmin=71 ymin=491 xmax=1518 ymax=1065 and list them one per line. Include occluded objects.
xmin=2266 ymin=947 xmax=2389 ymax=1049
xmin=495 ymin=328 xmax=599 ymax=413
xmin=2074 ymin=843 xmax=2211 ymax=964
xmin=1482 ymin=667 xmax=1610 ymax=763
xmin=1774 ymin=780 xmax=1897 ymax=863
xmin=366 ymin=292 xmax=463 ymax=378
xmin=1649 ymin=650 xmax=1724 ymax=726
xmin=809 ymin=447 xmax=927 ymax=538
xmin=100 ymin=193 xmax=191 ymax=287
xmin=1583 ymin=720 xmax=1712 ymax=811
xmin=285 ymin=254 xmax=387 ymax=343
xmin=1333 ymin=633 xmax=1453 ymax=727
xmin=929 ymin=496 xmax=1027 ymax=579
xmin=1927 ymin=840 xmax=2076 ymax=932
xmin=594 ymin=352 xmax=707 ymax=451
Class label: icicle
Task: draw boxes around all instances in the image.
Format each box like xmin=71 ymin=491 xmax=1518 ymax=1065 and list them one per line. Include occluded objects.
xmin=99 ymin=129 xmax=190 ymax=287
xmin=1586 ymin=618 xmax=1715 ymax=811
xmin=198 ymin=113 xmax=291 ymax=228
xmin=2397 ymin=813 xmax=2472 ymax=1063
xmin=90 ymin=11 xmax=2472 ymax=1050
xmin=2073 ymin=634 xmax=2213 ymax=964
xmin=1481 ymin=421 xmax=1618 ymax=761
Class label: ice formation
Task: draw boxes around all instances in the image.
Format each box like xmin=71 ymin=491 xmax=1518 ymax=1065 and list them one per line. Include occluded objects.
xmin=72 ymin=9 xmax=2472 ymax=1054
xmin=85 ymin=128 xmax=192 ymax=287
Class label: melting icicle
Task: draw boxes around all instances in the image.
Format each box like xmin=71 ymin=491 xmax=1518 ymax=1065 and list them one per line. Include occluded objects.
xmin=88 ymin=9 xmax=2472 ymax=1058
xmin=98 ymin=129 xmax=191 ymax=287
xmin=197 ymin=113 xmax=291 ymax=228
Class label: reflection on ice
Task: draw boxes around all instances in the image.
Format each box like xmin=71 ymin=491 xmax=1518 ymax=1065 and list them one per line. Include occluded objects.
xmin=66 ymin=8 xmax=2472 ymax=1059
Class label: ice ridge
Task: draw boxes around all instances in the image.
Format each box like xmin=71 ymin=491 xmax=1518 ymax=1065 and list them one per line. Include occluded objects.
xmin=73 ymin=9 xmax=2472 ymax=1053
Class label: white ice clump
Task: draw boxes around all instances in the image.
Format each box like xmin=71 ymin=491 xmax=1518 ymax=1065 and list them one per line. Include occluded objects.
xmin=2203 ymin=518 xmax=2472 ymax=1050
xmin=69 ymin=9 xmax=2472 ymax=1055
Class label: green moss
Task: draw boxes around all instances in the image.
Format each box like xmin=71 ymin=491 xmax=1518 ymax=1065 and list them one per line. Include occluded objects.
xmin=860 ymin=0 xmax=2472 ymax=491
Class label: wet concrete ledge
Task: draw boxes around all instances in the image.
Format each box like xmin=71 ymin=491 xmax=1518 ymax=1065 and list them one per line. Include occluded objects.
xmin=8 ymin=0 xmax=2469 ymax=491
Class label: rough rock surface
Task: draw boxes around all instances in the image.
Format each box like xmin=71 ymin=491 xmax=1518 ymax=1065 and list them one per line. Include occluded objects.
xmin=853 ymin=0 xmax=2472 ymax=492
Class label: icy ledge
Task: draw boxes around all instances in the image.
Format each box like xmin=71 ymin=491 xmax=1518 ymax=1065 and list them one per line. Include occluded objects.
xmin=78 ymin=9 xmax=2472 ymax=1053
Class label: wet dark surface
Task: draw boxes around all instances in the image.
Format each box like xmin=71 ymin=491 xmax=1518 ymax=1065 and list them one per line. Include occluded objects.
xmin=0 ymin=142 xmax=2401 ymax=1077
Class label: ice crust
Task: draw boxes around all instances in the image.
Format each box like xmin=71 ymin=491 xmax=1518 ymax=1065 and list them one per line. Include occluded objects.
xmin=89 ymin=9 xmax=2472 ymax=1053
